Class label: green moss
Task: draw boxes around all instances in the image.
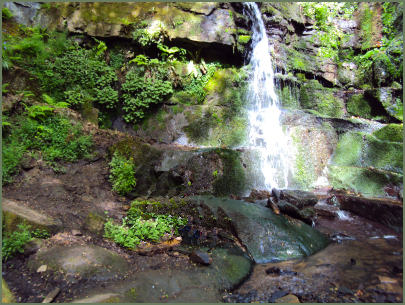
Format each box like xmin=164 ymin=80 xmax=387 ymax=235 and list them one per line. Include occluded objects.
xmin=237 ymin=35 xmax=251 ymax=45
xmin=373 ymin=124 xmax=403 ymax=142
xmin=332 ymin=131 xmax=403 ymax=174
xmin=213 ymin=149 xmax=246 ymax=196
xmin=299 ymin=80 xmax=344 ymax=118
xmin=328 ymin=165 xmax=402 ymax=197
xmin=359 ymin=4 xmax=378 ymax=50
xmin=2 ymin=279 xmax=15 ymax=303
xmin=291 ymin=133 xmax=316 ymax=189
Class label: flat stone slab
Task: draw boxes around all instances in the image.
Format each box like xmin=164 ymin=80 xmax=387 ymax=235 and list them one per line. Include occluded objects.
xmin=2 ymin=198 xmax=62 ymax=233
xmin=28 ymin=245 xmax=130 ymax=281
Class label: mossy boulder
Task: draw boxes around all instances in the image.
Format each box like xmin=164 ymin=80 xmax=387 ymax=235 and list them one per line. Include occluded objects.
xmin=299 ymin=80 xmax=345 ymax=118
xmin=373 ymin=124 xmax=403 ymax=143
xmin=289 ymin=124 xmax=338 ymax=190
xmin=328 ymin=165 xmax=403 ymax=198
xmin=332 ymin=131 xmax=403 ymax=174
xmin=329 ymin=130 xmax=403 ymax=197
xmin=365 ymin=88 xmax=403 ymax=122
xmin=346 ymin=93 xmax=373 ymax=119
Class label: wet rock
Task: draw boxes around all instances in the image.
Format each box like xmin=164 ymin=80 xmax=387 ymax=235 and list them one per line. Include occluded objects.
xmin=265 ymin=267 xmax=297 ymax=276
xmin=42 ymin=287 xmax=60 ymax=303
xmin=314 ymin=202 xmax=339 ymax=218
xmin=195 ymin=196 xmax=328 ymax=263
xmin=277 ymin=200 xmax=315 ymax=225
xmin=28 ymin=245 xmax=130 ymax=282
xmin=280 ymin=190 xmax=319 ymax=209
xmin=2 ymin=198 xmax=62 ymax=234
xmin=269 ymin=290 xmax=288 ymax=302
xmin=337 ymin=195 xmax=403 ymax=232
xmin=245 ymin=189 xmax=271 ymax=202
xmin=275 ymin=294 xmax=300 ymax=303
xmin=190 ymin=250 xmax=212 ymax=265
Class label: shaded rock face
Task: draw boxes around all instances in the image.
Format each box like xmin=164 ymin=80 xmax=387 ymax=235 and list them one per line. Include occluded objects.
xmin=34 ymin=2 xmax=239 ymax=59
xmin=3 ymin=2 xmax=41 ymax=26
xmin=195 ymin=196 xmax=329 ymax=263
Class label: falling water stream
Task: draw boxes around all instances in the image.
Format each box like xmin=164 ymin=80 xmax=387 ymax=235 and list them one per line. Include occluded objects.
xmin=243 ymin=2 xmax=294 ymax=190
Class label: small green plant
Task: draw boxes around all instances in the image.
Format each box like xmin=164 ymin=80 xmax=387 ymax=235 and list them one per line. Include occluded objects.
xmin=2 ymin=7 xmax=13 ymax=20
xmin=104 ymin=200 xmax=187 ymax=249
xmin=212 ymin=170 xmax=218 ymax=178
xmin=2 ymin=223 xmax=32 ymax=261
xmin=109 ymin=151 xmax=137 ymax=195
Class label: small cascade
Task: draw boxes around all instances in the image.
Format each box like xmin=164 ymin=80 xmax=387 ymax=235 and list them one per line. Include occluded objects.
xmin=243 ymin=2 xmax=294 ymax=190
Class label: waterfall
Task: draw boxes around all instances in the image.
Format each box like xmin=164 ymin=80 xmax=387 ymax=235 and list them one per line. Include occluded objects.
xmin=243 ymin=2 xmax=294 ymax=190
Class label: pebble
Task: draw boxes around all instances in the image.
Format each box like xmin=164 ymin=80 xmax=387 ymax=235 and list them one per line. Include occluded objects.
xmin=37 ymin=265 xmax=47 ymax=273
xmin=71 ymin=229 xmax=82 ymax=236
xmin=275 ymin=294 xmax=300 ymax=303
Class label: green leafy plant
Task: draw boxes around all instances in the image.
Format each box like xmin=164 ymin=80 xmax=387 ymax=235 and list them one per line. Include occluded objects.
xmin=212 ymin=170 xmax=218 ymax=178
xmin=122 ymin=60 xmax=173 ymax=122
xmin=2 ymin=223 xmax=51 ymax=261
xmin=104 ymin=200 xmax=187 ymax=249
xmin=2 ymin=114 xmax=93 ymax=184
xmin=2 ymin=223 xmax=32 ymax=261
xmin=2 ymin=7 xmax=13 ymax=20
xmin=109 ymin=151 xmax=137 ymax=195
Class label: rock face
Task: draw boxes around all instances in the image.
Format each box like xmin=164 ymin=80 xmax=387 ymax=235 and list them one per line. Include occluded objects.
xmin=195 ymin=196 xmax=329 ymax=263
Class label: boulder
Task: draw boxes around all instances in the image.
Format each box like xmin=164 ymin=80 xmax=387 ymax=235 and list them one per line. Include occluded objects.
xmin=73 ymin=245 xmax=252 ymax=302
xmin=190 ymin=250 xmax=212 ymax=265
xmin=337 ymin=195 xmax=402 ymax=231
xmin=195 ymin=196 xmax=328 ymax=263
xmin=280 ymin=190 xmax=319 ymax=209
xmin=2 ymin=198 xmax=62 ymax=234
xmin=28 ymin=245 xmax=130 ymax=281
xmin=2 ymin=279 xmax=15 ymax=303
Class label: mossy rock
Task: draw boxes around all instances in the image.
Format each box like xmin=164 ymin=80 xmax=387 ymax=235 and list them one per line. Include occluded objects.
xmin=2 ymin=279 xmax=15 ymax=303
xmin=373 ymin=124 xmax=403 ymax=143
xmin=212 ymin=149 xmax=246 ymax=196
xmin=346 ymin=93 xmax=373 ymax=119
xmin=83 ymin=212 xmax=105 ymax=234
xmin=366 ymin=88 xmax=403 ymax=122
xmin=109 ymin=137 xmax=162 ymax=165
xmin=328 ymin=165 xmax=403 ymax=198
xmin=299 ymin=80 xmax=345 ymax=118
xmin=332 ymin=131 xmax=403 ymax=175
xmin=237 ymin=35 xmax=251 ymax=44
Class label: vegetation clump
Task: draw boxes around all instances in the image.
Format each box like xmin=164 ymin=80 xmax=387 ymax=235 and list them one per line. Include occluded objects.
xmin=104 ymin=200 xmax=187 ymax=249
xmin=109 ymin=151 xmax=137 ymax=195
xmin=2 ymin=223 xmax=50 ymax=261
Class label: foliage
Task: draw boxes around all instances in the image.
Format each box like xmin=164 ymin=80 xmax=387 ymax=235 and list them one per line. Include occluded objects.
xmin=2 ymin=223 xmax=32 ymax=261
xmin=122 ymin=57 xmax=173 ymax=122
xmin=2 ymin=114 xmax=93 ymax=184
xmin=2 ymin=7 xmax=13 ymax=20
xmin=3 ymin=26 xmax=119 ymax=110
xmin=104 ymin=200 xmax=187 ymax=249
xmin=182 ymin=62 xmax=219 ymax=104
xmin=109 ymin=151 xmax=136 ymax=195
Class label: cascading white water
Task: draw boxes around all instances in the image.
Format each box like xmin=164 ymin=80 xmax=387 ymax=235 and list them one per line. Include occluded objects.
xmin=244 ymin=2 xmax=294 ymax=190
